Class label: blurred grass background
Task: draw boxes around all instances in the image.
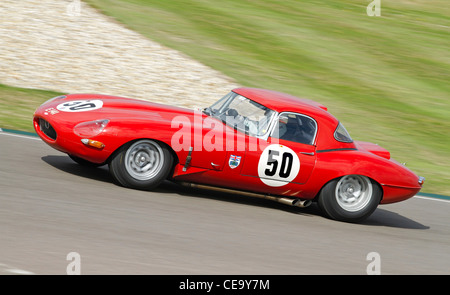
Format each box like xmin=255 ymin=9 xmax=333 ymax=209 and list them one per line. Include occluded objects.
xmin=1 ymin=0 xmax=448 ymax=194
xmin=0 ymin=84 xmax=62 ymax=131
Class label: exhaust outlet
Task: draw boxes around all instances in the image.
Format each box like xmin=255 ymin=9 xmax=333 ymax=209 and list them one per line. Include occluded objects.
xmin=292 ymin=199 xmax=312 ymax=208
xmin=277 ymin=198 xmax=298 ymax=206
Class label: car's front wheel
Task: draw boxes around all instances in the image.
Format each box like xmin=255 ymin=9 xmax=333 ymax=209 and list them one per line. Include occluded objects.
xmin=109 ymin=139 xmax=173 ymax=190
xmin=318 ymin=175 xmax=381 ymax=222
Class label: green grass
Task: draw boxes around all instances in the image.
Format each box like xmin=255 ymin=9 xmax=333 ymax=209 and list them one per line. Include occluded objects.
xmin=0 ymin=84 xmax=63 ymax=132
xmin=2 ymin=0 xmax=449 ymax=194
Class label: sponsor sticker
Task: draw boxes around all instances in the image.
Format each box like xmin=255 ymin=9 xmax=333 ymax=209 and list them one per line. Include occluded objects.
xmin=228 ymin=155 xmax=241 ymax=169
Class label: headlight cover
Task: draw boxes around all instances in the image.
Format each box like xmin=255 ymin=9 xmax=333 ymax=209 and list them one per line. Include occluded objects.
xmin=74 ymin=119 xmax=109 ymax=137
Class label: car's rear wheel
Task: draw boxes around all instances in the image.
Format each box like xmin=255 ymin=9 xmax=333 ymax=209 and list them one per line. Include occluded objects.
xmin=109 ymin=139 xmax=173 ymax=190
xmin=318 ymin=175 xmax=381 ymax=222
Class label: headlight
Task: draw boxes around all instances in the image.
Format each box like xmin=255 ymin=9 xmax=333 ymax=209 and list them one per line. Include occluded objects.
xmin=74 ymin=119 xmax=109 ymax=137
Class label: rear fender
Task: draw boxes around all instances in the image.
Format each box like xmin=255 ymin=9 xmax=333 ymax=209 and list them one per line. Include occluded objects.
xmin=310 ymin=150 xmax=420 ymax=201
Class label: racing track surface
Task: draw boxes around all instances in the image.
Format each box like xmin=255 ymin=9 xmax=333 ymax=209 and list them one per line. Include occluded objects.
xmin=0 ymin=132 xmax=449 ymax=274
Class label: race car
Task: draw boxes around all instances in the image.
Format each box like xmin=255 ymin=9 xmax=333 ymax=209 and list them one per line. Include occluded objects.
xmin=33 ymin=88 xmax=424 ymax=222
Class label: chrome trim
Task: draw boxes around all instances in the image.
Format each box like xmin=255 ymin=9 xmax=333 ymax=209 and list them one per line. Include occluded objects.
xmin=316 ymin=148 xmax=357 ymax=153
xmin=300 ymin=152 xmax=315 ymax=156
xmin=258 ymin=110 xmax=279 ymax=141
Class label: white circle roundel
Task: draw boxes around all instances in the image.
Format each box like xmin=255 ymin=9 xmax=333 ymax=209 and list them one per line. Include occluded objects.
xmin=258 ymin=144 xmax=300 ymax=187
xmin=56 ymin=100 xmax=103 ymax=112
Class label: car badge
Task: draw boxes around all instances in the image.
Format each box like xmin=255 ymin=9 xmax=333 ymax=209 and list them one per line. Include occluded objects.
xmin=228 ymin=155 xmax=241 ymax=169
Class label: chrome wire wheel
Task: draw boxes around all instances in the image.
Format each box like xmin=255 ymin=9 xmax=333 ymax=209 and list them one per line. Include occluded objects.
xmin=335 ymin=175 xmax=373 ymax=212
xmin=124 ymin=140 xmax=164 ymax=181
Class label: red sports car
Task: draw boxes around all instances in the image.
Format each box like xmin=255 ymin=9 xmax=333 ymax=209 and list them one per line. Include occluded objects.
xmin=33 ymin=88 xmax=424 ymax=222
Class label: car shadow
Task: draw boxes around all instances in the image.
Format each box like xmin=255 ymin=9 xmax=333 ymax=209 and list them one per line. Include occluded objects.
xmin=41 ymin=155 xmax=111 ymax=184
xmin=362 ymin=208 xmax=429 ymax=229
xmin=41 ymin=155 xmax=429 ymax=230
xmin=156 ymin=181 xmax=429 ymax=230
xmin=157 ymin=180 xmax=321 ymax=217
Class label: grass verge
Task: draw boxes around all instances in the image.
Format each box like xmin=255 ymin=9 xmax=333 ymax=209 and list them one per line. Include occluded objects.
xmin=0 ymin=84 xmax=63 ymax=133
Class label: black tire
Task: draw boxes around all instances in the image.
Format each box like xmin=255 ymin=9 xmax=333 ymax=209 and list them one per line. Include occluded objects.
xmin=318 ymin=175 xmax=382 ymax=222
xmin=109 ymin=139 xmax=173 ymax=190
xmin=69 ymin=155 xmax=105 ymax=167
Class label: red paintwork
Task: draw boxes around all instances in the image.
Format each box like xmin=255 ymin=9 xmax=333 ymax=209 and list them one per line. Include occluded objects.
xmin=33 ymin=88 xmax=423 ymax=204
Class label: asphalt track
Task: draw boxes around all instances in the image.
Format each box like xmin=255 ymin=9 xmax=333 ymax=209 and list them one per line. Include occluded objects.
xmin=0 ymin=131 xmax=449 ymax=275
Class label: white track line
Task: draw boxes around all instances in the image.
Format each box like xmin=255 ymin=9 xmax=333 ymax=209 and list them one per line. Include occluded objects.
xmin=414 ymin=196 xmax=450 ymax=204
xmin=6 ymin=268 xmax=35 ymax=275
xmin=0 ymin=130 xmax=40 ymax=140
xmin=0 ymin=263 xmax=35 ymax=275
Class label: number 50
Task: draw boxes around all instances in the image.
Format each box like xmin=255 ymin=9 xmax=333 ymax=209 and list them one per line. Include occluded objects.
xmin=264 ymin=150 xmax=293 ymax=179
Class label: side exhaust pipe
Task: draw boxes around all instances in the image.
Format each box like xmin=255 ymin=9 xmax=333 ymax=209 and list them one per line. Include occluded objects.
xmin=179 ymin=182 xmax=312 ymax=208
xmin=277 ymin=198 xmax=312 ymax=208
xmin=292 ymin=199 xmax=313 ymax=208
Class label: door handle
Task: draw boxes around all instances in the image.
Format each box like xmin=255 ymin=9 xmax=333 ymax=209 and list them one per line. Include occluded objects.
xmin=300 ymin=152 xmax=314 ymax=156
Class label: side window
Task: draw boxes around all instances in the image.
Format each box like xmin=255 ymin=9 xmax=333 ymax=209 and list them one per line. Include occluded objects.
xmin=334 ymin=122 xmax=353 ymax=143
xmin=271 ymin=113 xmax=317 ymax=145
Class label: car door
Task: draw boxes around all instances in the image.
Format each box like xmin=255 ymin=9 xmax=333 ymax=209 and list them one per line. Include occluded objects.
xmin=240 ymin=112 xmax=317 ymax=191
xmin=174 ymin=112 xmax=229 ymax=171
